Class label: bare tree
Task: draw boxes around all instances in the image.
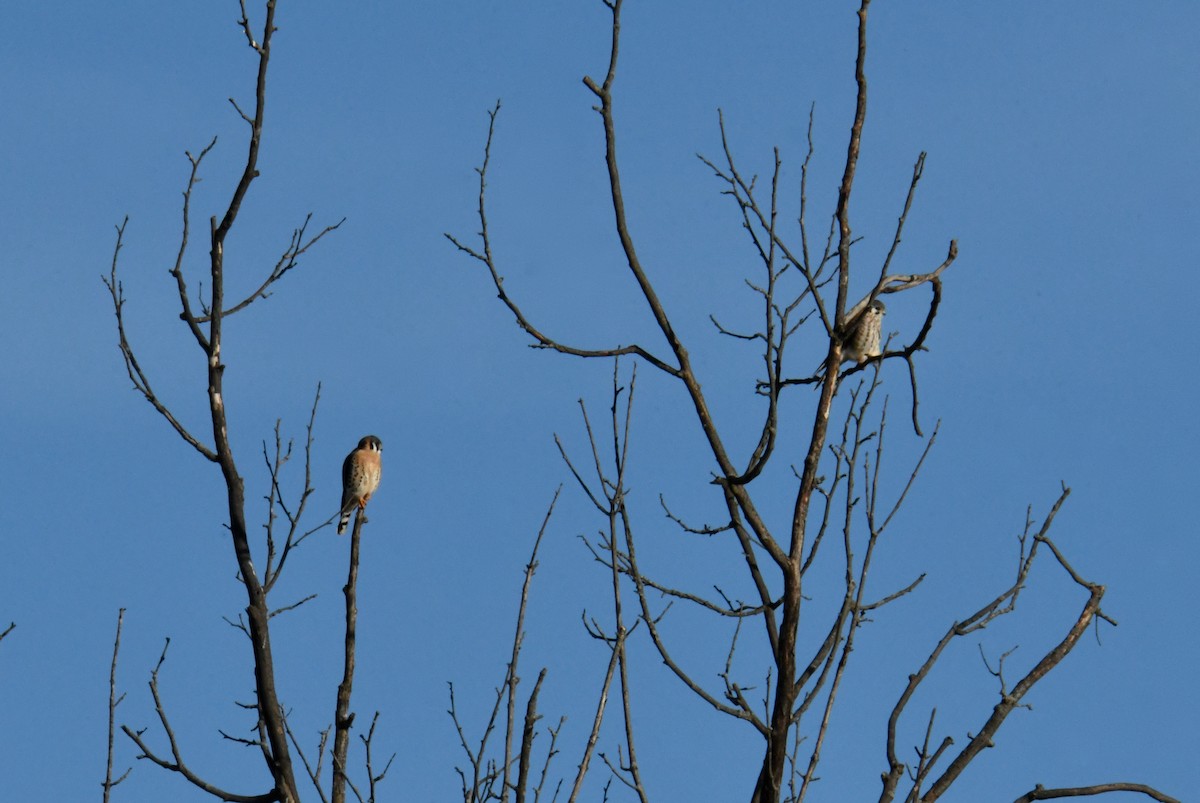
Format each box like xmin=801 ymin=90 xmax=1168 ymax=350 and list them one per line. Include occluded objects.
xmin=449 ymin=2 xmax=1179 ymax=802
xmin=102 ymin=2 xmax=389 ymax=801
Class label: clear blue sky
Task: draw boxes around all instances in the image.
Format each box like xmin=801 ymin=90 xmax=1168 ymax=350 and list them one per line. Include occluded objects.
xmin=1 ymin=2 xmax=1196 ymax=801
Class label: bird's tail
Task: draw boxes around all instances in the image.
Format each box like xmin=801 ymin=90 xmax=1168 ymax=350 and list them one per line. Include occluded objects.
xmin=337 ymin=509 xmax=351 ymax=535
xmin=812 ymin=354 xmax=836 ymax=388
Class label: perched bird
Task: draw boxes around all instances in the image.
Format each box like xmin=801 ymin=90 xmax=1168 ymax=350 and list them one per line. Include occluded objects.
xmin=815 ymin=299 xmax=886 ymax=380
xmin=338 ymin=435 xmax=382 ymax=535
xmin=842 ymin=299 xmax=886 ymax=365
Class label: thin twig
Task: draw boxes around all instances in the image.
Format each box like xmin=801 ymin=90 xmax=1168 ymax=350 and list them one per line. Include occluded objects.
xmin=103 ymin=609 xmax=132 ymax=801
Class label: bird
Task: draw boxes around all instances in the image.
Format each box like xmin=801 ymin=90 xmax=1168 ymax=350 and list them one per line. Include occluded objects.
xmin=338 ymin=435 xmax=382 ymax=535
xmin=814 ymin=299 xmax=886 ymax=380
xmin=841 ymin=298 xmax=886 ymax=365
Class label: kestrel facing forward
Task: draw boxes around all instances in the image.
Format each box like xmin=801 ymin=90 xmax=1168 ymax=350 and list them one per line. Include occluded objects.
xmin=842 ymin=299 xmax=886 ymax=365
xmin=338 ymin=435 xmax=382 ymax=535
xmin=815 ymin=299 xmax=886 ymax=380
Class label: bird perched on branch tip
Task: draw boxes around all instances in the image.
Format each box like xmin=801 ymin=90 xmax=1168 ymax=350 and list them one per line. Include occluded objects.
xmin=338 ymin=435 xmax=382 ymax=535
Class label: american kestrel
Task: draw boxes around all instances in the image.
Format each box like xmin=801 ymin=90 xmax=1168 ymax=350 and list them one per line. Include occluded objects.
xmin=338 ymin=435 xmax=382 ymax=535
xmin=842 ymin=299 xmax=886 ymax=365
xmin=815 ymin=299 xmax=886 ymax=379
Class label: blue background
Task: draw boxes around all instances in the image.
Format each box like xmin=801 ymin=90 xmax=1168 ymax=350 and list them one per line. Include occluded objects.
xmin=0 ymin=2 xmax=1195 ymax=801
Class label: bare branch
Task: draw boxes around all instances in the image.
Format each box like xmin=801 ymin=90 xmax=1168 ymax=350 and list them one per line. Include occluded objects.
xmin=170 ymin=137 xmax=219 ymax=351
xmin=263 ymin=384 xmax=323 ymax=593
xmin=567 ymin=630 xmax=621 ymax=803
xmin=449 ymin=491 xmax=561 ymax=803
xmin=360 ymin=712 xmax=396 ymax=803
xmin=103 ymin=219 xmax=218 ymax=462
xmin=103 ymin=609 xmax=132 ymax=802
xmin=122 ymin=640 xmax=278 ymax=802
xmin=194 ymin=215 xmax=345 ymax=324
xmin=1011 ymin=783 xmax=1181 ymax=803
xmin=504 ymin=489 xmax=561 ymax=802
xmin=878 ymin=488 xmax=1107 ymax=802
xmin=535 ymin=718 xmax=566 ymax=803
xmin=332 ymin=506 xmax=370 ymax=803
xmin=446 ymin=100 xmax=678 ymax=376
xmin=236 ymin=0 xmax=264 ymax=53
xmin=877 ymin=152 xmax=925 ymax=283
xmin=268 ymin=594 xmax=318 ymax=619
xmin=659 ymin=494 xmax=734 ymax=536
xmin=514 ymin=670 xmax=546 ymax=803
xmin=284 ymin=717 xmax=331 ymax=803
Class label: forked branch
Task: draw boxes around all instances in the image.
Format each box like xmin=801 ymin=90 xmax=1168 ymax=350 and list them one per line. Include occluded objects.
xmin=194 ymin=214 xmax=345 ymax=324
xmin=445 ymin=101 xmax=677 ymax=376
xmin=122 ymin=641 xmax=279 ymax=803
xmin=449 ymin=491 xmax=562 ymax=803
xmin=103 ymin=218 xmax=218 ymax=463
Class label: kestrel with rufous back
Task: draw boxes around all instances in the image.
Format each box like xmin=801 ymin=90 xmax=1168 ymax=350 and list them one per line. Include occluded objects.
xmin=338 ymin=435 xmax=382 ymax=535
